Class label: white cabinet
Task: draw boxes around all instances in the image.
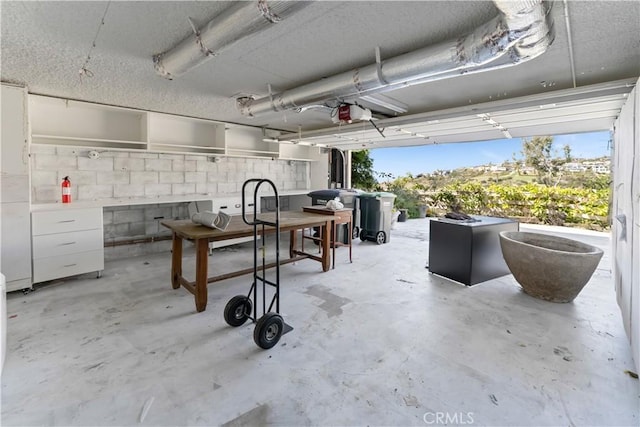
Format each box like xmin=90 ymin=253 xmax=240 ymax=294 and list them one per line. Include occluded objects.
xmin=31 ymin=207 xmax=104 ymax=283
xmin=279 ymin=143 xmax=318 ymax=161
xmin=1 ymin=202 xmax=32 ymax=291
xmin=225 ymin=125 xmax=279 ymax=159
xmin=1 ymin=87 xmax=29 ymax=176
xmin=147 ymin=112 xmax=226 ymax=154
xmin=28 ymin=94 xmax=318 ymax=161
xmin=29 ymin=95 xmax=148 ymax=150
xmin=1 ymin=84 xmax=32 ymax=292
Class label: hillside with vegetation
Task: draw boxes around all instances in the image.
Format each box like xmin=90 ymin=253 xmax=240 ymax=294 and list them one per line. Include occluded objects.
xmin=352 ymin=136 xmax=612 ymax=230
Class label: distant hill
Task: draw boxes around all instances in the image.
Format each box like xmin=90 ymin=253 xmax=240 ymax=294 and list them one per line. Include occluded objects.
xmin=404 ymin=156 xmax=611 ymax=191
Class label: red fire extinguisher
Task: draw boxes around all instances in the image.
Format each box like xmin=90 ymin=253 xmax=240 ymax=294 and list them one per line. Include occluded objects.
xmin=61 ymin=176 xmax=71 ymax=203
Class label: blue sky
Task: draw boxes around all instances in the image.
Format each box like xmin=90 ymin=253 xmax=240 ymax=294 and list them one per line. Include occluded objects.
xmin=369 ymin=131 xmax=612 ymax=179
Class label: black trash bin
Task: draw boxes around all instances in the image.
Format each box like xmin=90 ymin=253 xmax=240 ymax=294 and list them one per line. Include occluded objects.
xmin=358 ymin=192 xmax=397 ymax=244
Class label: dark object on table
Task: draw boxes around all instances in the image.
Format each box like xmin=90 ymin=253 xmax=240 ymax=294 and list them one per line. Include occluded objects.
xmin=428 ymin=216 xmax=519 ymax=286
xmin=445 ymin=211 xmax=473 ymax=220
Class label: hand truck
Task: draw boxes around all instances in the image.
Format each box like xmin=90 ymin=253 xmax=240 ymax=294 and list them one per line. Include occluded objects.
xmin=223 ymin=178 xmax=289 ymax=349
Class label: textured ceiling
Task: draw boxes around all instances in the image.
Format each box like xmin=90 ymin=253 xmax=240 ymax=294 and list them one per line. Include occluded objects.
xmin=1 ymin=1 xmax=639 ymax=148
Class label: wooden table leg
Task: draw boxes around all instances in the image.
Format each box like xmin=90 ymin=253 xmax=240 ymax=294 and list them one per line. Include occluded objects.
xmin=171 ymin=232 xmax=182 ymax=290
xmin=195 ymin=238 xmax=209 ymax=312
xmin=289 ymin=229 xmax=297 ymax=258
xmin=321 ymin=220 xmax=331 ymax=272
xmin=332 ymin=220 xmax=337 ymax=270
xmin=348 ymin=216 xmax=353 ymax=263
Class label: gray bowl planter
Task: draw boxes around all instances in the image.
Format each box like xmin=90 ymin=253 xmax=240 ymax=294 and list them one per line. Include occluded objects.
xmin=499 ymin=231 xmax=604 ymax=303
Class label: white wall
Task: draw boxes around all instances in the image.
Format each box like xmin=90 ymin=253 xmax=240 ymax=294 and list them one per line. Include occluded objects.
xmin=309 ymin=148 xmax=330 ymax=190
xmin=29 ymin=145 xmax=309 ymax=203
xmin=612 ymin=78 xmax=640 ymax=371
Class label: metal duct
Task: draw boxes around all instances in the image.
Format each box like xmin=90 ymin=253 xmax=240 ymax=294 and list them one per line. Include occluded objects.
xmin=154 ymin=1 xmax=311 ymax=80
xmin=238 ymin=0 xmax=554 ymax=117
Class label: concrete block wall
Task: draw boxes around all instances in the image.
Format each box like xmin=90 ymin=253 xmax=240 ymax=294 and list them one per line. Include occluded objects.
xmin=103 ymin=202 xmax=185 ymax=261
xmin=103 ymin=203 xmax=184 ymax=242
xmin=30 ymin=145 xmax=311 ymax=259
xmin=30 ymin=146 xmax=309 ymax=203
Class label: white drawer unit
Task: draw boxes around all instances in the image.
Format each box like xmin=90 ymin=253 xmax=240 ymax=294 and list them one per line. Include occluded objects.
xmin=32 ymin=228 xmax=104 ymax=259
xmin=32 ymin=209 xmax=102 ymax=235
xmin=32 ymin=207 xmax=104 ymax=283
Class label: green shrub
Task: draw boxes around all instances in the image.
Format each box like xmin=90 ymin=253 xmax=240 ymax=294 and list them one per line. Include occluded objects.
xmin=430 ymin=182 xmax=609 ymax=229
xmin=385 ymin=180 xmax=423 ymax=218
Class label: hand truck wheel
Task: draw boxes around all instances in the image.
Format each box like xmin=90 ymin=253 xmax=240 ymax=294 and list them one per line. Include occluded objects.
xmin=253 ymin=312 xmax=284 ymax=349
xmin=375 ymin=231 xmax=386 ymax=245
xmin=352 ymin=226 xmax=359 ymax=240
xmin=359 ymin=229 xmax=368 ymax=242
xmin=224 ymin=295 xmax=253 ymax=327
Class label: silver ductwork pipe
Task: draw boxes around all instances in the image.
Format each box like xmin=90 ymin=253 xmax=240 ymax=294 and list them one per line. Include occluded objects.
xmin=154 ymin=1 xmax=311 ymax=80
xmin=238 ymin=0 xmax=554 ymax=117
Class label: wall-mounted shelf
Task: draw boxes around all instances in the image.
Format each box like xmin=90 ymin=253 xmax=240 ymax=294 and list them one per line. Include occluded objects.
xmin=225 ymin=125 xmax=279 ymax=158
xmin=279 ymin=143 xmax=318 ymax=161
xmin=29 ymin=95 xmax=147 ymax=147
xmin=226 ymin=148 xmax=279 ymax=158
xmin=146 ymin=143 xmax=226 ymax=154
xmin=28 ymin=94 xmax=318 ymax=161
xmin=147 ymin=112 xmax=225 ymax=153
xmin=31 ymin=134 xmax=148 ymax=150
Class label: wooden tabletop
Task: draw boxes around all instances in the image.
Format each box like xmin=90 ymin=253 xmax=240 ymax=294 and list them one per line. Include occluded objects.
xmin=161 ymin=210 xmax=333 ymax=241
xmin=302 ymin=205 xmax=353 ymax=215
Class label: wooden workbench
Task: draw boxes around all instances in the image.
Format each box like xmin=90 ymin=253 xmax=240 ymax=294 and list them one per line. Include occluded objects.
xmin=161 ymin=211 xmax=333 ymax=312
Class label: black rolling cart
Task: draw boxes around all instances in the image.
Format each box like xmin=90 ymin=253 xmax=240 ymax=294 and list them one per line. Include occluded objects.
xmin=223 ymin=178 xmax=291 ymax=349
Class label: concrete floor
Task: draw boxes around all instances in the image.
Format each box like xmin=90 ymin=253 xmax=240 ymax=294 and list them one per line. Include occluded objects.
xmin=1 ymin=218 xmax=638 ymax=426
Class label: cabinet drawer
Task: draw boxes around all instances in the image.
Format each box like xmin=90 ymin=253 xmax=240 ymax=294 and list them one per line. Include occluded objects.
xmin=32 ymin=228 xmax=103 ymax=259
xmin=33 ymin=249 xmax=104 ymax=283
xmin=32 ymin=207 xmax=102 ymax=235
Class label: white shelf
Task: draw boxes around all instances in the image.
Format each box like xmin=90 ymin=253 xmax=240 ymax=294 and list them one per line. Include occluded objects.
xmin=279 ymin=144 xmax=318 ymax=161
xmin=147 ymin=142 xmax=225 ymax=155
xmin=32 ymin=134 xmax=148 ymax=150
xmin=28 ymin=94 xmax=320 ymax=161
xmin=226 ymin=148 xmax=279 ymax=155
xmin=148 ymin=112 xmax=225 ymax=151
xmin=31 ymin=194 xmax=218 ymax=211
xmin=30 ymin=95 xmax=147 ymax=144
xmin=225 ymin=125 xmax=279 ymax=158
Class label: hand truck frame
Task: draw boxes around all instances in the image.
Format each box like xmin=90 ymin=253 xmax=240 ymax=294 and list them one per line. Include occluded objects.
xmin=223 ymin=178 xmax=290 ymax=349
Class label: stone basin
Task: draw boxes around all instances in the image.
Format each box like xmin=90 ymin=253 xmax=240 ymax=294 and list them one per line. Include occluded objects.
xmin=499 ymin=231 xmax=604 ymax=303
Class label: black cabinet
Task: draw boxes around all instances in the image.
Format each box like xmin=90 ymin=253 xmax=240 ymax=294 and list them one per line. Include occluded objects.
xmin=428 ymin=216 xmax=519 ymax=286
